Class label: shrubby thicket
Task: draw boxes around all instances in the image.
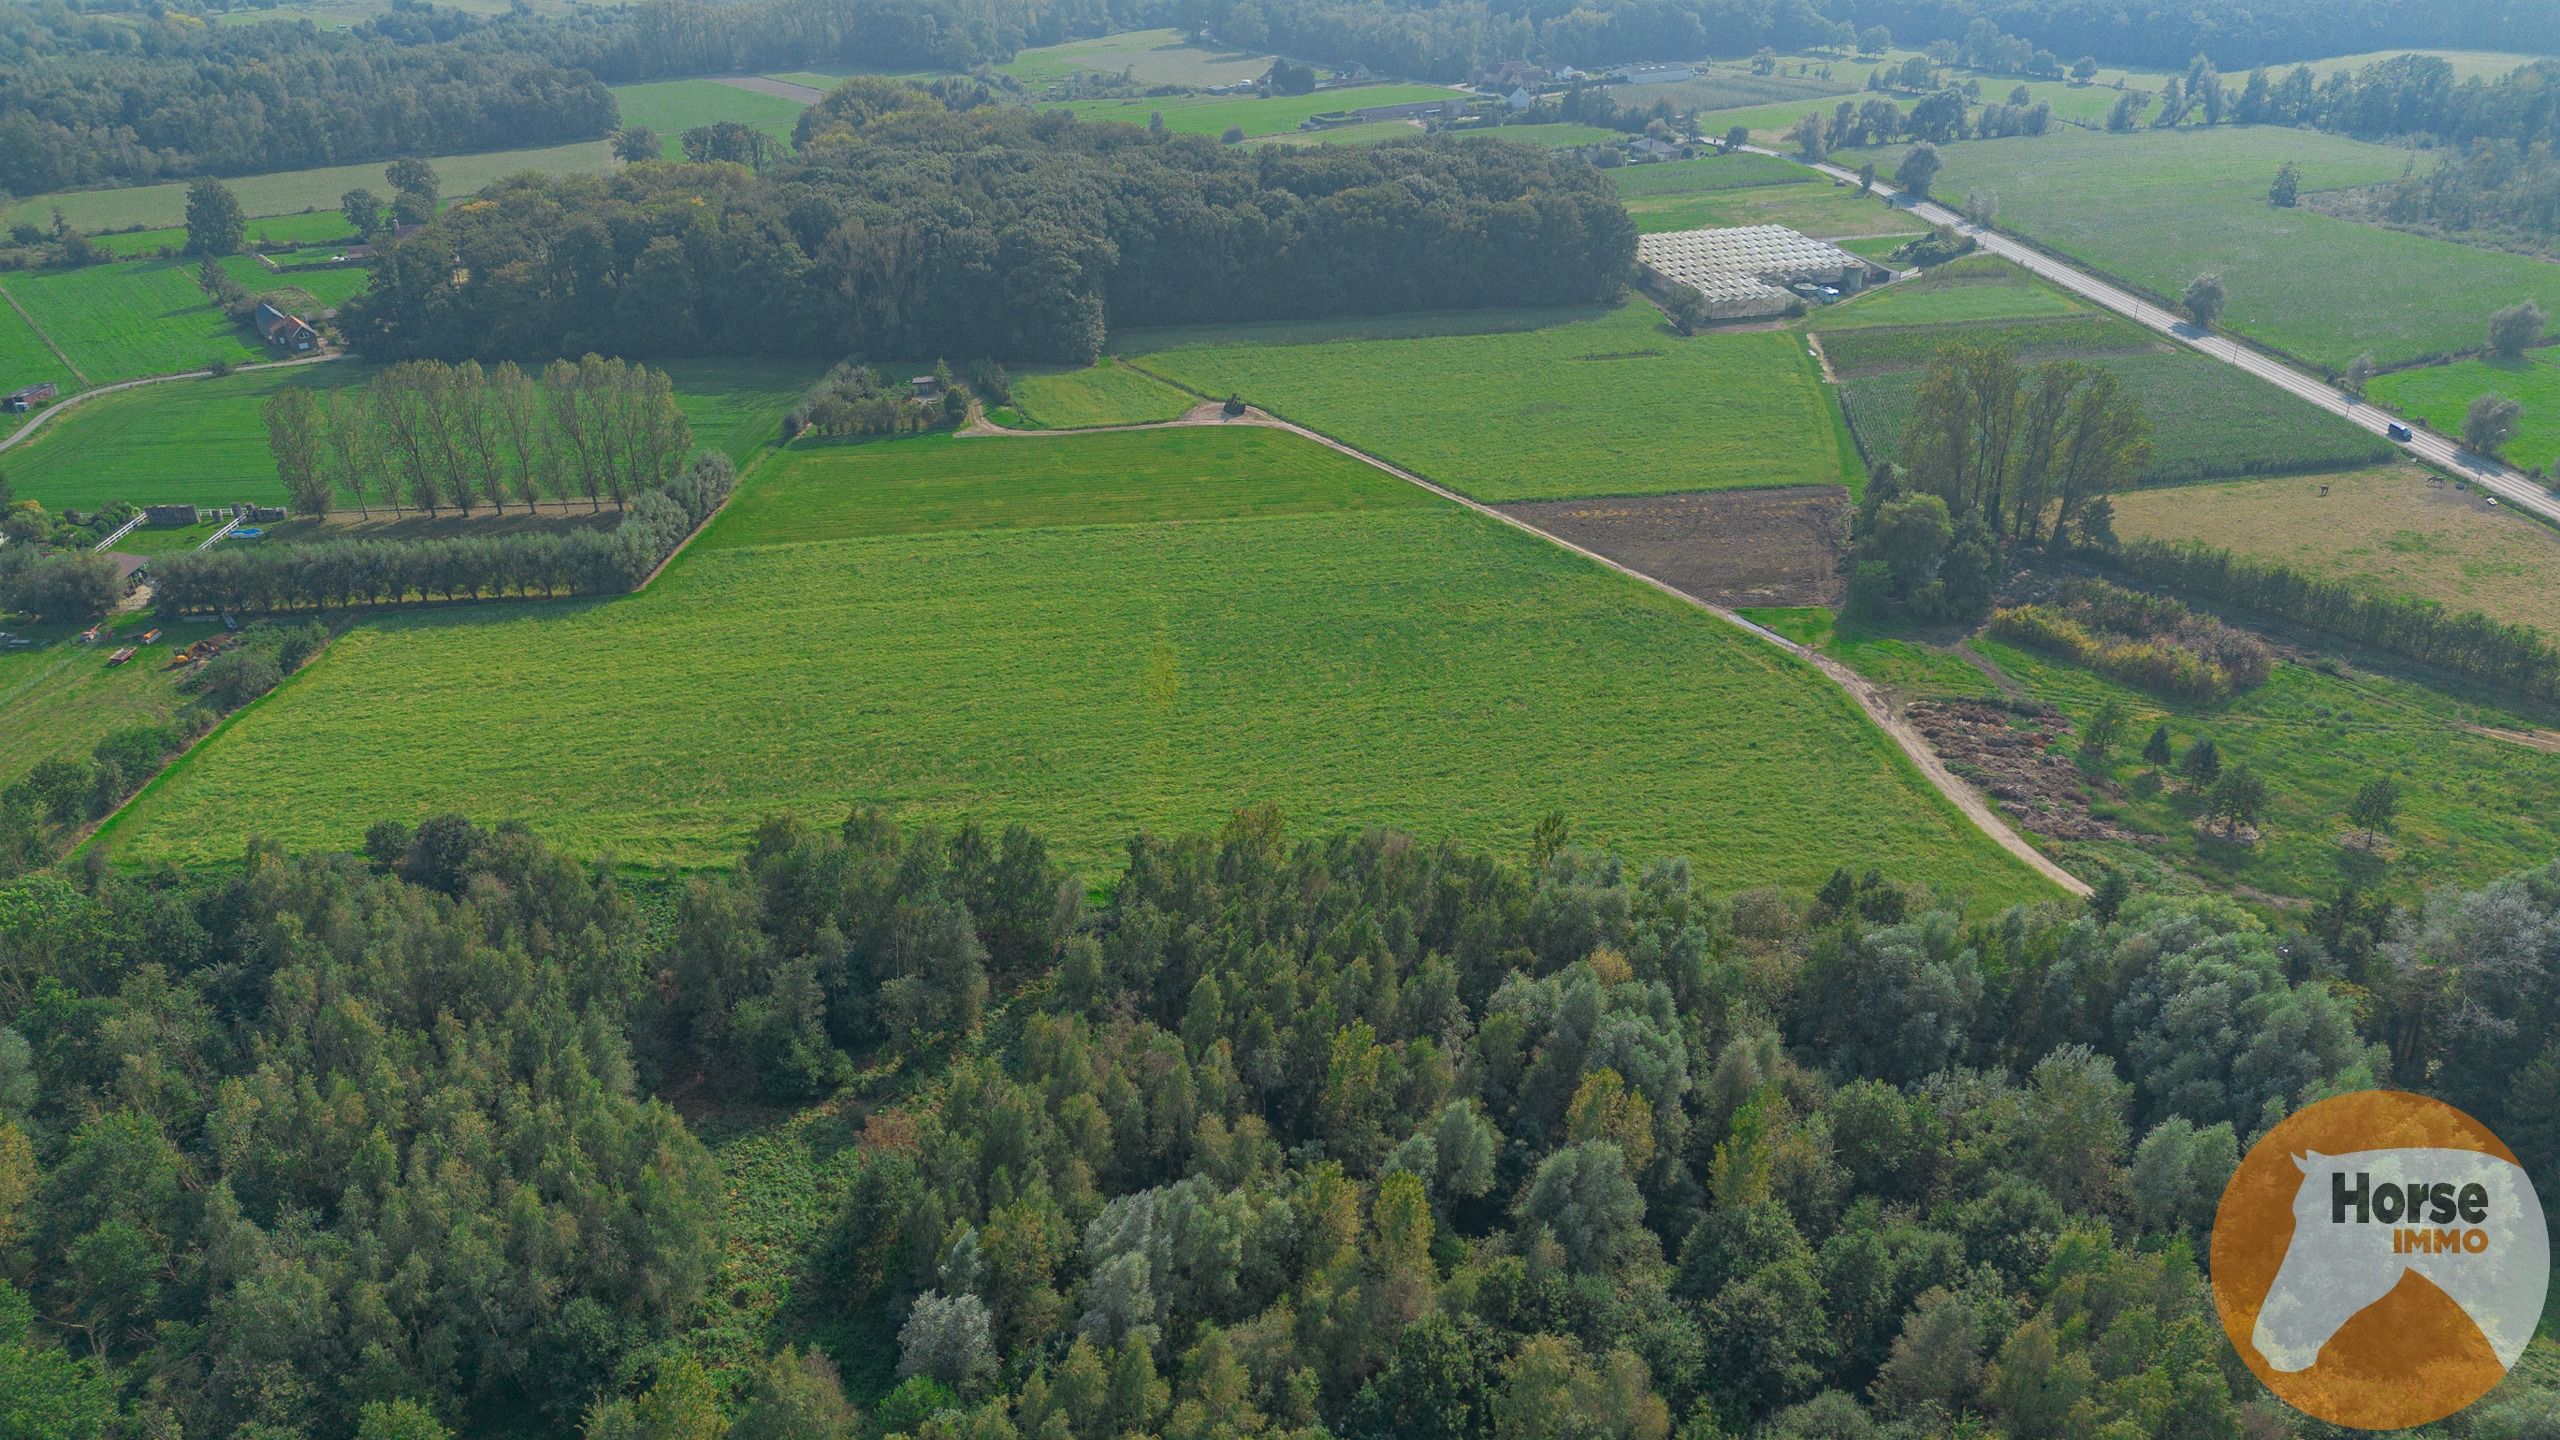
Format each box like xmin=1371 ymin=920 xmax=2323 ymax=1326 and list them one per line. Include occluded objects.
xmin=6 ymin=807 xmax=2558 ymax=1437
xmin=342 ymin=81 xmax=1633 ymax=367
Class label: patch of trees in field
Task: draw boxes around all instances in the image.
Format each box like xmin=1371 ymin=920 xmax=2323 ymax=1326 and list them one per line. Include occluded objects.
xmin=149 ymin=451 xmax=736 ymax=616
xmin=340 ymin=82 xmax=1634 ymax=367
xmin=1847 ymin=339 xmax=2152 ymax=624
xmin=2096 ymin=537 xmax=2560 ymax=706
xmin=1988 ymin=579 xmax=2274 ymax=702
xmin=262 ymin=357 xmax=692 ymax=518
xmin=14 ymin=806 xmax=2560 ymax=1436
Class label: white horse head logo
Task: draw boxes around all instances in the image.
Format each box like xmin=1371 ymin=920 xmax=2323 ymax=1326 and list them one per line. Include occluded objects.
xmin=2252 ymin=1148 xmax=2548 ymax=1374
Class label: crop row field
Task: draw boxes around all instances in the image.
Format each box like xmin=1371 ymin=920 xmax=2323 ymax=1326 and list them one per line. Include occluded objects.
xmin=1868 ymin=127 xmax=2560 ymax=370
xmin=99 ymin=424 xmax=2053 ymax=905
xmin=1 ymin=359 xmax=814 ymax=513
xmin=1128 ymin=303 xmax=1862 ymax=502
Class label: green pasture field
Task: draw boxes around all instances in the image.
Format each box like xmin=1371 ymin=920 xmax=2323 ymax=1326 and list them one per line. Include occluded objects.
xmin=0 ymin=293 xmax=79 ymax=397
xmin=96 ymin=210 xmax=357 ymax=259
xmin=2112 ymin=464 xmax=2560 ymax=636
xmin=1875 ymin=127 xmax=2560 ymax=369
xmin=1129 ymin=303 xmax=1862 ymax=502
xmin=1808 ymin=256 xmax=2094 ymax=332
xmin=1949 ymin=632 xmax=2560 ymax=903
xmin=1244 ymin=121 xmax=1428 ymax=147
xmin=1841 ymin=346 xmax=2394 ymax=485
xmin=1815 ymin=313 xmax=2157 ymax=376
xmin=102 ymin=427 xmax=2053 ymax=904
xmin=0 ymin=258 xmax=264 ymax=384
xmin=1622 ymin=173 xmax=1920 ymax=237
xmin=1688 ymin=99 xmax=1852 ymax=145
xmin=1739 ymin=605 xmax=2003 ymax=700
xmin=1609 ymin=70 xmax=1855 ymax=115
xmin=999 ymin=361 xmax=1196 ymax=429
xmin=708 ymin=428 xmax=1434 ymax=550
xmin=1052 ymin=85 xmax=1456 ymax=138
xmin=996 ymin=28 xmax=1275 ymax=90
xmin=2369 ymin=349 xmax=2560 ymax=471
xmin=216 ymin=255 xmax=371 ymax=311
xmin=0 ymin=610 xmax=224 ymax=791
xmin=3 ymin=140 xmax=613 ymax=233
xmin=1459 ymin=123 xmax=1624 ymax=147
xmin=610 ymin=79 xmax=810 ymax=158
xmin=0 ymin=359 xmax=810 ymax=512
xmin=1611 ymin=151 xmax=1815 ymax=197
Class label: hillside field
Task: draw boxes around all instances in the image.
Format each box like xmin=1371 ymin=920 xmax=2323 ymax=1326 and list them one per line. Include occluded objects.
xmin=100 ymin=427 xmax=2052 ymax=904
xmin=1129 ymin=304 xmax=1861 ymax=501
xmin=2112 ymin=464 xmax=2560 ymax=636
xmin=1877 ymin=127 xmax=2560 ymax=369
xmin=1052 ymin=84 xmax=1455 ymax=138
xmin=2369 ymin=349 xmax=2560 ymax=471
xmin=1 ymin=359 xmax=813 ymax=512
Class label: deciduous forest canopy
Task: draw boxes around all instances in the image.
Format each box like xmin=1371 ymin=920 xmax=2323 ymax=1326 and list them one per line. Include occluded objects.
xmin=340 ymin=82 xmax=1635 ymax=365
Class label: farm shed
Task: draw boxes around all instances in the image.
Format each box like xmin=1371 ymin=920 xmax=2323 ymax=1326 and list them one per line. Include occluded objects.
xmin=3 ymin=381 xmax=58 ymax=412
xmin=1636 ymin=225 xmax=1889 ymax=320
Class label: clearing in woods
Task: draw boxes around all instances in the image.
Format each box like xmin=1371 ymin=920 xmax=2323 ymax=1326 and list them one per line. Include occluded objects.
xmin=1128 ymin=303 xmax=1861 ymax=502
xmin=2110 ymin=464 xmax=2560 ymax=636
xmin=101 ymin=425 xmax=2053 ymax=904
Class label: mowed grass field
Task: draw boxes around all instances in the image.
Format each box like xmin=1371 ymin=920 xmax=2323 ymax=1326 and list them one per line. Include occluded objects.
xmin=0 ymin=610 xmax=226 ymax=789
xmin=3 ymin=140 xmax=614 ymax=233
xmin=1810 ymin=255 xmax=2090 ymax=330
xmin=998 ymin=361 xmax=1196 ymax=429
xmin=0 ymin=359 xmax=812 ymax=511
xmin=1130 ymin=304 xmax=1861 ymax=501
xmin=0 ymin=292 xmax=80 ymax=396
xmin=1879 ymin=127 xmax=2560 ymax=369
xmin=96 ymin=210 xmax=357 ymax=259
xmin=995 ymin=28 xmax=1275 ymax=89
xmin=1053 ymin=84 xmax=1456 ymax=138
xmin=0 ymin=258 xmax=265 ymax=384
xmin=2369 ymin=349 xmax=2560 ymax=471
xmin=611 ymin=79 xmax=809 ymax=158
xmin=2112 ymin=464 xmax=2560 ymax=635
xmin=102 ymin=427 xmax=2052 ymax=903
xmin=1615 ymin=161 xmax=1923 ymax=238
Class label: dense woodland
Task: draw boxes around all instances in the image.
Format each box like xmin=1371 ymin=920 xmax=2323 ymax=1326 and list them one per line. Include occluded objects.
xmin=341 ymin=83 xmax=1633 ymax=365
xmin=3 ymin=810 xmax=2557 ymax=1438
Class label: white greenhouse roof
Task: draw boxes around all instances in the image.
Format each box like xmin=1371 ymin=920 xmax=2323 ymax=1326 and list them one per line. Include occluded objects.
xmin=1636 ymin=225 xmax=1869 ymax=308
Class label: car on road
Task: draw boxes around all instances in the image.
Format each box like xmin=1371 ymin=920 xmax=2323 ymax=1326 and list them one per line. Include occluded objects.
xmin=2387 ymin=422 xmax=2414 ymax=441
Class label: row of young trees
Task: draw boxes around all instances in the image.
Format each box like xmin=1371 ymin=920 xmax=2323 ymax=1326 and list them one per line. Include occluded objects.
xmin=339 ymin=82 xmax=1634 ymax=366
xmin=261 ymin=356 xmax=693 ymax=518
xmin=2095 ymin=538 xmax=2560 ymax=706
xmin=152 ymin=452 xmax=735 ymax=615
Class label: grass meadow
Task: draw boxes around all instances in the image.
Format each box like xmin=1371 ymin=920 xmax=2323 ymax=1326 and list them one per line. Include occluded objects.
xmin=1129 ymin=304 xmax=1862 ymax=501
xmin=0 ymin=610 xmax=225 ymax=789
xmin=1617 ymin=165 xmax=1920 ymax=237
xmin=997 ymin=361 xmax=1197 ymax=428
xmin=1808 ymin=255 xmax=2092 ymax=331
xmin=101 ymin=426 xmax=2052 ymax=903
xmin=1052 ymin=85 xmax=1455 ymax=138
xmin=3 ymin=140 xmax=613 ymax=233
xmin=611 ymin=79 xmax=810 ymax=157
xmin=1 ymin=359 xmax=811 ymax=511
xmin=97 ymin=210 xmax=358 ymax=259
xmin=2111 ymin=464 xmax=2560 ymax=635
xmin=995 ymin=28 xmax=1275 ymax=89
xmin=0 ymin=258 xmax=264 ymax=384
xmin=1871 ymin=127 xmax=2560 ymax=369
xmin=0 ymin=294 xmax=79 ymax=397
xmin=2369 ymin=349 xmax=2560 ymax=471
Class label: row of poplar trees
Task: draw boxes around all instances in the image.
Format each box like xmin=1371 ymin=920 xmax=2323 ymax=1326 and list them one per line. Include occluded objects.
xmin=259 ymin=356 xmax=691 ymax=518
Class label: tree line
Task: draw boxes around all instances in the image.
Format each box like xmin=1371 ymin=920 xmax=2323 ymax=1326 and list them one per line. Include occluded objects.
xmin=149 ymin=451 xmax=735 ymax=617
xmin=0 ymin=4 xmax=613 ymax=195
xmin=261 ymin=356 xmax=694 ymax=518
xmin=14 ymin=803 xmax=2560 ymax=1436
xmin=340 ymin=82 xmax=1633 ymax=367
xmin=2093 ymin=537 xmax=2560 ymax=707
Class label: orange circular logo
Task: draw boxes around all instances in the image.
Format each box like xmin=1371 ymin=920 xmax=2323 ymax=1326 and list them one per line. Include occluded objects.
xmin=2210 ymin=1090 xmax=2549 ymax=1429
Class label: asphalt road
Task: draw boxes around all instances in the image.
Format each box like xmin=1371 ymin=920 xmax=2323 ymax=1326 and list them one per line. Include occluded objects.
xmin=1778 ymin=151 xmax=2560 ymax=527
